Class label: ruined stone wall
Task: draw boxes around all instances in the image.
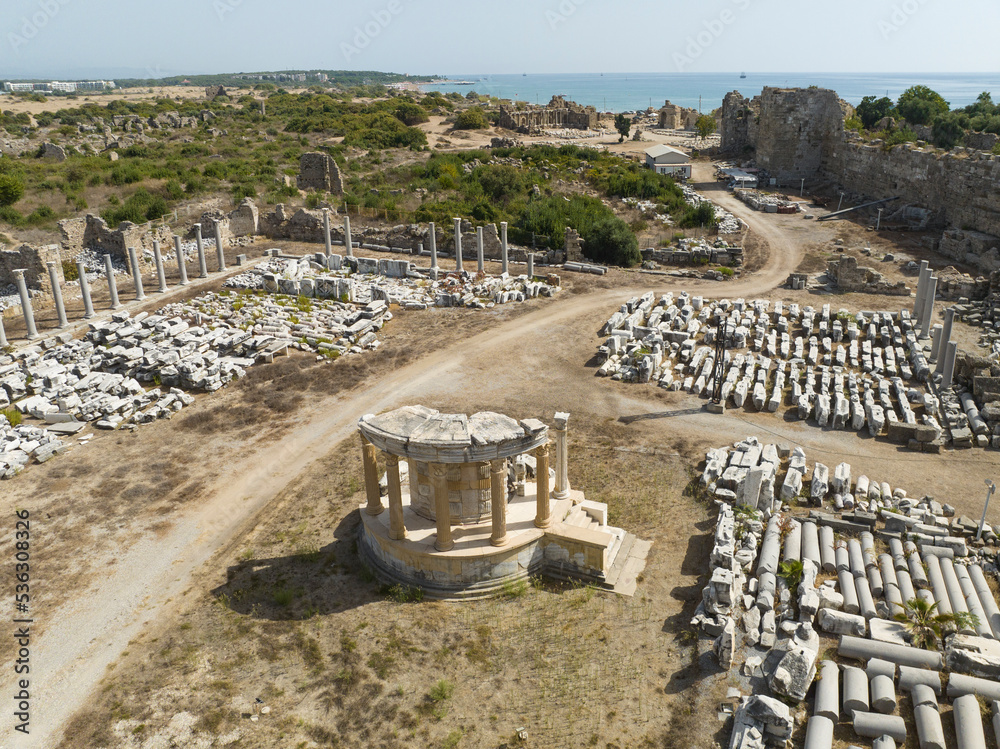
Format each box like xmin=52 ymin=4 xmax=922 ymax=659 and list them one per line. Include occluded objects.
xmin=753 ymin=87 xmax=847 ymax=181
xmin=964 ymin=131 xmax=999 ymax=152
xmin=498 ymin=96 xmax=598 ymax=133
xmin=658 ymin=101 xmax=700 ymax=130
xmin=0 ymin=244 xmax=62 ymax=291
xmin=718 ymin=91 xmax=758 ymax=155
xmin=58 ymin=215 xmax=174 ymax=264
xmin=938 ymin=228 xmax=1000 ymax=272
xmin=827 ymin=255 xmax=910 ymax=296
xmin=826 ymin=139 xmax=1000 ymax=239
xmin=297 ymin=152 xmax=343 ymax=194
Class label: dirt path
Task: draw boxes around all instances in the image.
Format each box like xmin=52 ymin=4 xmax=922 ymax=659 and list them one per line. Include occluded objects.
xmin=4 ymin=172 xmax=992 ymax=747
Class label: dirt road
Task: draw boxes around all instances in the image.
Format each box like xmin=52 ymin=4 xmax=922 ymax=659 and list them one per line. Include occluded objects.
xmin=5 ymin=169 xmax=997 ymax=748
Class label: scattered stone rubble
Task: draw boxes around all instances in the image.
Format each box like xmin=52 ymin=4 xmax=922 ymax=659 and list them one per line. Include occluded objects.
xmin=596 ymin=292 xmax=942 ymax=443
xmin=0 ymin=256 xmax=559 ymax=479
xmin=701 ymin=438 xmax=1000 ymax=749
xmin=679 ymin=184 xmax=744 ymax=234
xmin=732 ymin=189 xmax=801 ymax=215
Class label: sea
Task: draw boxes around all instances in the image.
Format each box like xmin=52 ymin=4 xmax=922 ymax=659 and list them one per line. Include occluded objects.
xmin=418 ymin=72 xmax=999 ymax=113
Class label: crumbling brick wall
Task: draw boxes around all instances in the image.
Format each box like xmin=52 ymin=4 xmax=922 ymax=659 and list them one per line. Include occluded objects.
xmin=0 ymin=243 xmax=62 ymax=291
xmin=58 ymin=215 xmax=173 ymax=264
xmin=297 ymin=152 xmax=343 ymax=194
xmin=719 ymin=91 xmax=759 ymax=155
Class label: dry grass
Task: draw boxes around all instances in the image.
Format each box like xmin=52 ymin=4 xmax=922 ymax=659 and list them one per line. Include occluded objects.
xmin=56 ymin=417 xmax=727 ymax=749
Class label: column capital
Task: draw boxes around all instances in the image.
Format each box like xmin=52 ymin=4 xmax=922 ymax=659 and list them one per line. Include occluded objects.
xmin=385 ymin=452 xmax=400 ymax=467
xmin=12 ymin=268 xmax=26 ymax=277
xmin=490 ymin=457 xmax=506 ymax=474
xmin=534 ymin=441 xmax=550 ymax=458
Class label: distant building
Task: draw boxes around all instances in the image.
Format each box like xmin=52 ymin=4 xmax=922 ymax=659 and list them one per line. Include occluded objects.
xmin=657 ymin=100 xmax=700 ymax=130
xmin=498 ymin=95 xmax=598 ymax=134
xmin=644 ymin=144 xmax=692 ymax=178
xmin=3 ymin=80 xmax=114 ymax=94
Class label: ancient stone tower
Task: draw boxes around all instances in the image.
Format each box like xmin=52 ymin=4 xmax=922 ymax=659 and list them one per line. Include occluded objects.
xmin=297 ymin=152 xmax=344 ymax=195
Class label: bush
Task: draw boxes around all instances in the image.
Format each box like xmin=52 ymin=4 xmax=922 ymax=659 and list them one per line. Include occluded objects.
xmin=0 ymin=174 xmax=25 ymax=207
xmin=232 ymin=183 xmax=256 ymax=201
xmin=2 ymin=407 xmax=21 ymax=426
xmin=454 ymin=107 xmax=489 ymax=130
xmin=678 ymin=201 xmax=718 ymax=229
xmin=475 ymin=163 xmax=524 ymax=203
xmin=932 ymin=112 xmax=965 ymax=149
xmin=394 ymin=101 xmax=429 ymax=126
xmin=582 ymin=216 xmax=641 ymax=267
xmin=101 ymin=188 xmax=168 ymax=226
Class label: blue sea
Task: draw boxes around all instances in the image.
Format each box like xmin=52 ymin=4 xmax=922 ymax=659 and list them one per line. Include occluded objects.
xmin=419 ymin=72 xmax=999 ymax=113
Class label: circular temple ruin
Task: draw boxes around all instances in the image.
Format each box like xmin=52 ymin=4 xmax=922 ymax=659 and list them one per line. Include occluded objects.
xmin=356 ymin=405 xmax=649 ymax=599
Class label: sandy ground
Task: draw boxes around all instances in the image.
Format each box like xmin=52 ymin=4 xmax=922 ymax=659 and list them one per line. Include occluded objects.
xmin=1 ymin=166 xmax=998 ymax=747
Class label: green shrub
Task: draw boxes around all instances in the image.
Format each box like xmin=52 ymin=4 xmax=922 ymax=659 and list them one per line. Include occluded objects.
xmin=454 ymin=107 xmax=489 ymax=130
xmin=101 ymin=188 xmax=168 ymax=225
xmin=582 ymin=216 xmax=641 ymax=267
xmin=62 ymin=261 xmax=79 ymax=281
xmin=0 ymin=174 xmax=25 ymax=207
xmin=1 ymin=407 xmax=21 ymax=427
xmin=232 ymin=183 xmax=256 ymax=201
xmin=678 ymin=201 xmax=718 ymax=229
xmin=25 ymin=206 xmax=56 ymax=226
xmin=305 ymin=192 xmax=321 ymax=209
xmin=715 ymin=266 xmax=734 ymax=278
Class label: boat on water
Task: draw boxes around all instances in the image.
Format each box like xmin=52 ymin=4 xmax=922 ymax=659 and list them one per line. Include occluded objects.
xmin=740 ymin=72 xmax=747 ymax=79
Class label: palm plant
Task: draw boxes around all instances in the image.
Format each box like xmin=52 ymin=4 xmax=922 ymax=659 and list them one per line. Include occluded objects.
xmin=894 ymin=597 xmax=980 ymax=650
xmin=778 ymin=560 xmax=804 ymax=592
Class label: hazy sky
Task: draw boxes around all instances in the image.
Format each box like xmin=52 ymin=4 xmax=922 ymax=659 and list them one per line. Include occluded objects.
xmin=2 ymin=0 xmax=999 ymax=79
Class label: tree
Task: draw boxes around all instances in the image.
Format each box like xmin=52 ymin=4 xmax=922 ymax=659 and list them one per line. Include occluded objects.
xmin=614 ymin=114 xmax=631 ymax=143
xmin=896 ymin=85 xmax=950 ymax=126
xmin=394 ymin=101 xmax=428 ymax=126
xmin=856 ymin=95 xmax=897 ymax=130
xmin=695 ymin=114 xmax=716 ymax=140
xmin=475 ymin=164 xmax=524 ymax=204
xmin=932 ymin=112 xmax=966 ymax=149
xmin=454 ymin=107 xmax=488 ymax=130
xmin=894 ymin=597 xmax=979 ymax=650
xmin=0 ymin=174 xmax=24 ymax=207
xmin=583 ymin=216 xmax=640 ymax=267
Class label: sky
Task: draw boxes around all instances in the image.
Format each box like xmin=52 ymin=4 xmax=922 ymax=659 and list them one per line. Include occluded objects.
xmin=1 ymin=0 xmax=999 ymax=80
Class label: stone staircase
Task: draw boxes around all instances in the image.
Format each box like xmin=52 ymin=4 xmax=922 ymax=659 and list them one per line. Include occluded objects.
xmin=551 ymin=505 xmax=650 ymax=595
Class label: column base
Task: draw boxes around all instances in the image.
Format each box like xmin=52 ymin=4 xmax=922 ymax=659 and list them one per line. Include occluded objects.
xmin=435 ymin=538 xmax=455 ymax=552
xmin=365 ymin=505 xmax=385 ymax=516
xmin=553 ymin=490 xmax=569 ymax=500
xmin=534 ymin=518 xmax=551 ymax=530
xmin=390 ymin=530 xmax=408 ymax=541
xmin=490 ymin=534 xmax=509 ymax=547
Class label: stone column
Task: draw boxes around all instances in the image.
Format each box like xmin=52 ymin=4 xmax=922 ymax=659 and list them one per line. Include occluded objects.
xmin=104 ymin=254 xmax=121 ymax=309
xmin=431 ymin=463 xmax=454 ymax=551
xmin=453 ymin=217 xmax=463 ymax=273
xmin=13 ymin=270 xmax=37 ymax=340
xmin=920 ymin=275 xmax=937 ymax=339
xmin=77 ymin=261 xmax=94 ymax=319
xmin=476 ymin=226 xmax=485 ymax=273
xmin=942 ymin=341 xmax=958 ymax=391
xmin=175 ymin=236 xmax=189 ymax=286
xmin=429 ymin=222 xmax=437 ymax=270
xmin=534 ymin=442 xmax=551 ymax=529
xmin=361 ymin=436 xmax=384 ymax=516
xmin=913 ymin=260 xmax=929 ymax=317
xmin=214 ymin=220 xmax=227 ymax=271
xmin=500 ymin=221 xmax=509 ymax=275
xmin=194 ymin=223 xmax=208 ymax=278
xmin=344 ymin=215 xmax=354 ymax=258
xmin=490 ymin=458 xmax=508 ymax=546
xmin=322 ymin=208 xmax=332 ymax=257
xmin=552 ymin=412 xmax=570 ymax=499
xmin=936 ymin=307 xmax=956 ymax=375
xmin=0 ymin=314 xmax=7 ymax=348
xmin=127 ymin=247 xmax=145 ymax=301
xmin=152 ymin=240 xmax=168 ymax=293
xmin=385 ymin=453 xmax=406 ymax=540
xmin=930 ymin=324 xmax=943 ymax=363
xmin=47 ymin=261 xmax=68 ymax=328
xmin=527 ymin=253 xmax=534 ymax=279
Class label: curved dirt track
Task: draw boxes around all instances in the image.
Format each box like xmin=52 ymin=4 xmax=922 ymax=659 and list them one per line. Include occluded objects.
xmin=10 ymin=170 xmax=1000 ymax=748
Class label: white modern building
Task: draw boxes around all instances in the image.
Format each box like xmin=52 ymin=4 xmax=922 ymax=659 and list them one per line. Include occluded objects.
xmin=644 ymin=144 xmax=692 ymax=179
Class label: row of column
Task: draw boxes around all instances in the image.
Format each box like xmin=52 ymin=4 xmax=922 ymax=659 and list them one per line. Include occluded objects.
xmin=4 ymin=222 xmax=232 ymax=343
xmin=321 ymin=208 xmax=354 ymax=258
xmin=361 ymin=415 xmax=571 ymax=553
xmin=425 ymin=220 xmax=515 ymax=277
xmin=913 ymin=260 xmax=962 ymax=391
